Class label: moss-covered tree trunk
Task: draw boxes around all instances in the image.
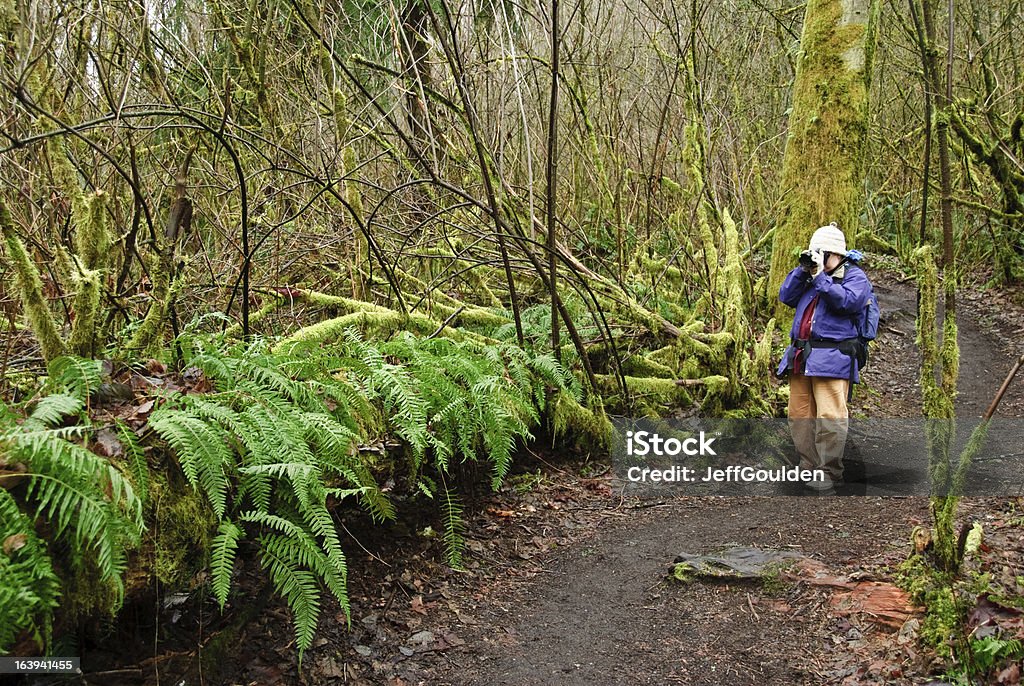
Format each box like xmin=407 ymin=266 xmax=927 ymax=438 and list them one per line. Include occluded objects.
xmin=767 ymin=0 xmax=880 ymax=300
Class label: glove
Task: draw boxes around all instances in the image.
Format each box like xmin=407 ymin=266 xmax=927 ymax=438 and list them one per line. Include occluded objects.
xmin=810 ymin=248 xmax=825 ymax=276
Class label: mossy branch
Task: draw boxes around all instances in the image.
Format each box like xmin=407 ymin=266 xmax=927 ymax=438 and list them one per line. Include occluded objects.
xmin=272 ymin=289 xmax=499 ymax=352
xmin=0 ymin=197 xmax=66 ymax=362
xmin=67 ymin=266 xmax=102 ymax=358
xmin=74 ymin=191 xmax=111 ymax=272
xmin=127 ymin=248 xmax=172 ymax=357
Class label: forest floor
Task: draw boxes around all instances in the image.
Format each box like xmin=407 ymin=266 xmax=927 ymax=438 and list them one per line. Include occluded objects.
xmin=63 ymin=270 xmax=1024 ymax=686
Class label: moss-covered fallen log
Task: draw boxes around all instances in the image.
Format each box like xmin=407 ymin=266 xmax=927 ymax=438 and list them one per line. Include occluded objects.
xmin=267 ymin=288 xmax=502 ymax=351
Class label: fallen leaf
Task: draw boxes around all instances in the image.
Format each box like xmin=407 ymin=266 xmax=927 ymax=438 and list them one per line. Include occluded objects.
xmin=146 ymin=359 xmax=167 ymax=375
xmin=94 ymin=428 xmax=124 ymax=458
xmin=316 ymin=655 xmax=345 ymax=678
xmin=998 ymin=663 xmax=1020 ymax=684
xmin=440 ymin=631 xmax=465 ymax=648
xmin=3 ymin=534 xmax=28 ymax=555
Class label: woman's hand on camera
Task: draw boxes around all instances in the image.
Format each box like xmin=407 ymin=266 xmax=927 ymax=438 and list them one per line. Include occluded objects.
xmin=811 ymin=249 xmax=825 ymax=276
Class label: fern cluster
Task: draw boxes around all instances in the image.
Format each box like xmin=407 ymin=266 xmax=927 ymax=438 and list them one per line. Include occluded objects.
xmin=0 ymin=331 xmax=574 ymax=659
xmin=399 ymin=335 xmax=575 ymax=484
xmin=150 ymin=339 xmax=391 ymax=657
xmin=157 ymin=331 xmax=574 ymax=655
xmin=288 ymin=331 xmax=576 ymax=566
xmin=0 ymin=356 xmax=144 ymax=653
xmin=0 ymin=488 xmax=61 ymax=651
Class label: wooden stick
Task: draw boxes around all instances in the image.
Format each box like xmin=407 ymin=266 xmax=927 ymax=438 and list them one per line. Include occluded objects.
xmin=983 ymin=350 xmax=1024 ymax=421
xmin=427 ymin=305 xmax=465 ymax=339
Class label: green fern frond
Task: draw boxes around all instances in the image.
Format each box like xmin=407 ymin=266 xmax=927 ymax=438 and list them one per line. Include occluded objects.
xmin=241 ymin=510 xmax=350 ymax=654
xmin=416 ymin=477 xmax=435 ymax=499
xmin=487 ymin=423 xmax=520 ymax=490
xmin=114 ymin=421 xmax=149 ymax=507
xmin=28 ymin=394 xmax=84 ymax=427
xmin=0 ymin=490 xmax=61 ymax=653
xmin=260 ymin=539 xmax=322 ymax=658
xmin=188 ymin=352 xmax=233 ymax=386
xmin=4 ymin=423 xmax=143 ymax=599
xmin=439 ymin=485 xmax=465 ymax=570
xmin=152 ymin=330 xmax=573 ymax=657
xmin=47 ymin=356 xmax=103 ymax=401
xmin=210 ymin=520 xmax=244 ymax=610
xmin=150 ymin=410 xmax=233 ymax=518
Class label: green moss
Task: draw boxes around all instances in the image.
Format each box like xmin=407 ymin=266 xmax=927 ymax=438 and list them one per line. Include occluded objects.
xmin=855 ymin=230 xmax=897 ymax=255
xmin=74 ymin=191 xmax=111 ymax=272
xmin=61 ymin=556 xmax=124 ymax=623
xmin=760 ymin=564 xmax=789 ymax=595
xmin=0 ymin=198 xmax=66 ymax=362
xmin=222 ymin=297 xmax=280 ymax=337
xmin=915 ymin=246 xmax=954 ymax=420
xmin=896 ymin=554 xmax=959 ymax=658
xmin=719 ymin=208 xmax=746 ymax=400
xmin=277 ymin=310 xmax=405 ymax=349
xmin=551 ymin=392 xmax=613 ymax=454
xmin=915 ymin=245 xmax=971 ymax=571
xmin=636 ymin=256 xmax=686 ymax=285
xmin=940 ymin=289 xmax=959 ymax=398
xmin=671 ymin=563 xmax=696 ymax=584
xmin=150 ymin=473 xmax=217 ymax=587
xmin=894 ymin=551 xmax=999 ymax=664
xmin=68 ymin=267 xmax=102 ymax=358
xmin=274 ymin=287 xmax=511 ymax=350
xmin=921 ymin=585 xmax=958 ymax=657
xmin=127 ymin=251 xmax=171 ymax=357
xmin=622 ymin=354 xmax=676 ymax=379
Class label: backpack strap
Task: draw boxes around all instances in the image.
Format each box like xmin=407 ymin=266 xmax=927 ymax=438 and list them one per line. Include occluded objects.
xmin=792 ymin=337 xmax=861 ymax=401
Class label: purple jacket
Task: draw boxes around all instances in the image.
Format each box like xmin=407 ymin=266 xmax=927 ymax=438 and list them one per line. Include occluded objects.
xmin=775 ymin=265 xmax=871 ymax=382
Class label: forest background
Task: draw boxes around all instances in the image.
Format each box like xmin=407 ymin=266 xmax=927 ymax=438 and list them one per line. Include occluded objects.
xmin=1 ymin=0 xmax=1023 ymax=675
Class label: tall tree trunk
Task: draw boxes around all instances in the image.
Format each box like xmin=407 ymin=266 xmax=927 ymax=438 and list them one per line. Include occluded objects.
xmin=916 ymin=0 xmax=962 ymax=573
xmin=546 ymin=0 xmax=560 ymax=361
xmin=767 ymin=0 xmax=880 ymax=301
xmin=400 ymin=0 xmax=434 ymax=172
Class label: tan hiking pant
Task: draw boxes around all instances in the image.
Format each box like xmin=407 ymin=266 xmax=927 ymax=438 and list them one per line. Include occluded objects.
xmin=787 ymin=374 xmax=849 ymax=484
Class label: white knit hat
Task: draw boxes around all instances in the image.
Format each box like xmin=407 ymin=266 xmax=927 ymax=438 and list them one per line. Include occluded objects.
xmin=808 ymin=222 xmax=847 ymax=255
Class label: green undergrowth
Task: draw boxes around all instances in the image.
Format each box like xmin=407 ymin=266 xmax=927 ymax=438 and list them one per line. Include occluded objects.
xmin=896 ymin=554 xmax=967 ymax=660
xmin=896 ymin=540 xmax=1023 ymax=682
xmin=0 ymin=332 xmax=588 ymax=659
xmin=1 ymin=357 xmax=143 ymax=652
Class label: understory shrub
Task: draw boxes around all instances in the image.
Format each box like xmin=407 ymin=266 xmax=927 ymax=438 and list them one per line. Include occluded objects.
xmin=0 ymin=331 xmax=578 ymax=658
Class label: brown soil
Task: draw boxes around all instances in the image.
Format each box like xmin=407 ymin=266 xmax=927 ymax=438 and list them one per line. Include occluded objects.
xmin=50 ymin=273 xmax=1024 ymax=686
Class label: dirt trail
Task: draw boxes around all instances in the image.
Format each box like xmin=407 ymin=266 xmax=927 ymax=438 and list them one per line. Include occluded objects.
xmin=402 ymin=274 xmax=1024 ymax=686
xmin=424 ymin=497 xmax=926 ymax=686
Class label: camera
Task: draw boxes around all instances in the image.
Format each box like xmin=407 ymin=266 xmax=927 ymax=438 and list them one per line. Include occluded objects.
xmin=799 ymin=250 xmax=816 ymax=270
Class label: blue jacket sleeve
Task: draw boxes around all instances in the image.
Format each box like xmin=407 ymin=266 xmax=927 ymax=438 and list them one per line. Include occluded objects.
xmin=779 ymin=267 xmax=812 ymax=307
xmin=812 ymin=267 xmax=869 ymax=314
